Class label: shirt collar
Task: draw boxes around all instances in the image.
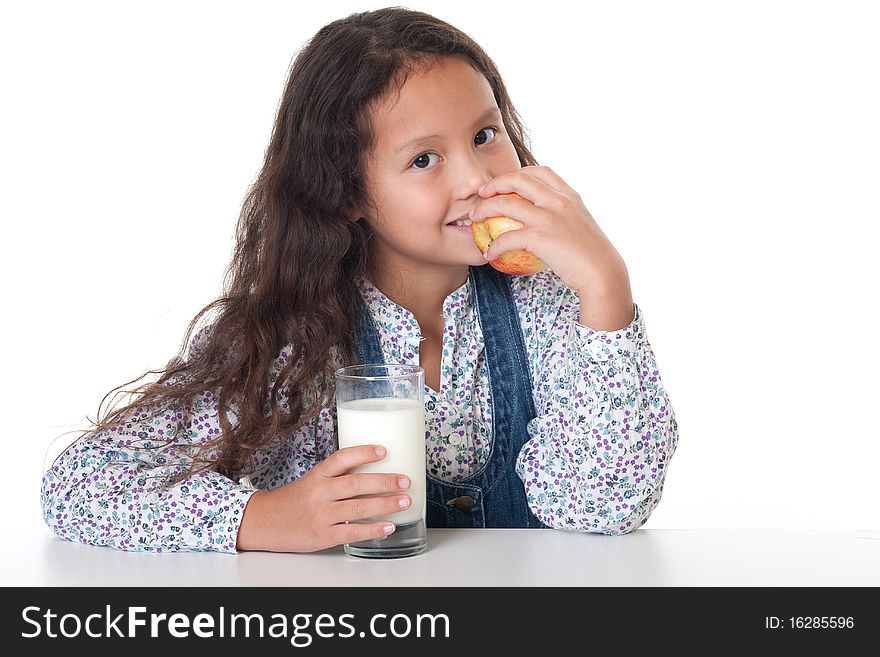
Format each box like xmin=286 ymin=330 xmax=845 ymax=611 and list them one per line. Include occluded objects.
xmin=355 ymin=273 xmax=473 ymax=339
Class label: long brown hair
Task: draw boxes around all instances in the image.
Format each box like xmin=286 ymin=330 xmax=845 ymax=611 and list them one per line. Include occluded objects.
xmin=71 ymin=7 xmax=539 ymax=485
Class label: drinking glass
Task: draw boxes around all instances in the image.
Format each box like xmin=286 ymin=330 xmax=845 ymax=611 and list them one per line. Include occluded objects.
xmin=335 ymin=364 xmax=427 ymax=558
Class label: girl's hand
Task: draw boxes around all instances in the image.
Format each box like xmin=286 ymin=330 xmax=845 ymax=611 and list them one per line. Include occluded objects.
xmin=470 ymin=165 xmax=629 ymax=295
xmin=236 ymin=445 xmax=412 ymax=552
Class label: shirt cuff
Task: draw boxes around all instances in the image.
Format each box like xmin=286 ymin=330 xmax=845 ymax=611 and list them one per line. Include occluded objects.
xmin=569 ymin=302 xmax=646 ymax=364
xmin=220 ymin=486 xmax=261 ymax=554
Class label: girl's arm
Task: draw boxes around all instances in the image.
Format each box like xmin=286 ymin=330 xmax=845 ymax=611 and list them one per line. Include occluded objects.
xmin=40 ymin=388 xmax=261 ymax=554
xmin=512 ymin=269 xmax=679 ymax=534
xmin=42 ymin=335 xmax=412 ymax=554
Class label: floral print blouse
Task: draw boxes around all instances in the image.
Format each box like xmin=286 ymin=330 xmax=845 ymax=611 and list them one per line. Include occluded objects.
xmin=41 ymin=269 xmax=679 ymax=553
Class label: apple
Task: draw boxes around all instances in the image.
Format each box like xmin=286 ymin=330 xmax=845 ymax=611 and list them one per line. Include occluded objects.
xmin=471 ymin=192 xmax=548 ymax=276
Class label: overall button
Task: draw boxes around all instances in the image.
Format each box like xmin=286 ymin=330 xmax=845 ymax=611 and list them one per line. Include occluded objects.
xmin=446 ymin=495 xmax=476 ymax=511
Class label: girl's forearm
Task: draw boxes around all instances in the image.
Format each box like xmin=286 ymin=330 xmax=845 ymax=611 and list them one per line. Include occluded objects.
xmin=576 ymin=278 xmax=634 ymax=332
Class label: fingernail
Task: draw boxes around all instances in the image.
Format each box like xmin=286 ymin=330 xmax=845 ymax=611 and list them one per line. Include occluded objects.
xmin=398 ymin=476 xmax=410 ymax=489
xmin=383 ymin=523 xmax=395 ymax=534
xmin=375 ymin=446 xmax=386 ymax=457
xmin=479 ymin=184 xmax=486 ymax=194
xmin=468 ymin=207 xmax=475 ymax=218
xmin=483 ymin=252 xmax=490 ymax=261
xmin=399 ymin=496 xmax=411 ymax=508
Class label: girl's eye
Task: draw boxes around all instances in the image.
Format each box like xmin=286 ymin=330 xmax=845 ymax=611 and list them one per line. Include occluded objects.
xmin=410 ymin=126 xmax=500 ymax=170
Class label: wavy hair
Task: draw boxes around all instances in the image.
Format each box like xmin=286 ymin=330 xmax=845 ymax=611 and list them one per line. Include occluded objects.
xmin=68 ymin=6 xmax=539 ymax=485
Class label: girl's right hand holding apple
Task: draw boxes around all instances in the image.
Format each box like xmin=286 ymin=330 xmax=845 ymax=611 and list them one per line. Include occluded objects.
xmin=236 ymin=445 xmax=411 ymax=552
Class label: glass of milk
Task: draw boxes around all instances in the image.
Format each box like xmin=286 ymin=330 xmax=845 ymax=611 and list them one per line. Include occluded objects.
xmin=335 ymin=363 xmax=427 ymax=558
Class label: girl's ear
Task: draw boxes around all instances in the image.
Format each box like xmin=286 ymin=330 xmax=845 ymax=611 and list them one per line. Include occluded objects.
xmin=344 ymin=202 xmax=363 ymax=223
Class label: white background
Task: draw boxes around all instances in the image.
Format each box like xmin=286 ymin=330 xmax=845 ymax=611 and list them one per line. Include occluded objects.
xmin=2 ymin=0 xmax=878 ymax=555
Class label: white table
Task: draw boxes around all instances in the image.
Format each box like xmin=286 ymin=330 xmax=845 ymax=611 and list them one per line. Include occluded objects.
xmin=8 ymin=528 xmax=880 ymax=586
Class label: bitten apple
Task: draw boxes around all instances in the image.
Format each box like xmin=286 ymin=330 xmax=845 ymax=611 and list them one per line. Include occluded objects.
xmin=471 ymin=192 xmax=548 ymax=276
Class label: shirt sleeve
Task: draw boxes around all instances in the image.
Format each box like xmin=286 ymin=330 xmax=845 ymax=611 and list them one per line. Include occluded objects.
xmin=40 ymin=327 xmax=262 ymax=554
xmin=511 ymin=269 xmax=680 ymax=534
xmin=40 ymin=389 xmax=261 ymax=554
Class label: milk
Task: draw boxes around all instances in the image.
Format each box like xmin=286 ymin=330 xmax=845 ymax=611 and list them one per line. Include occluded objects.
xmin=337 ymin=396 xmax=426 ymax=525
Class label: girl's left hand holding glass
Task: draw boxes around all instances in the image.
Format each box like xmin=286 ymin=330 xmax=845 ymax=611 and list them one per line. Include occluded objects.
xmin=235 ymin=444 xmax=411 ymax=552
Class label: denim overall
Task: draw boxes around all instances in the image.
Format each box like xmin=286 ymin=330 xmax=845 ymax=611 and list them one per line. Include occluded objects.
xmin=353 ymin=263 xmax=547 ymax=528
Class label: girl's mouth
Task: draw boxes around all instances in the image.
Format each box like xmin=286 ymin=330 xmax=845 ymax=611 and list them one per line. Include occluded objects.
xmin=446 ymin=219 xmax=473 ymax=232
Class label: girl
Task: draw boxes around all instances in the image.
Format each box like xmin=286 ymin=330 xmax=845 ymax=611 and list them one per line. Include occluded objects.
xmin=42 ymin=7 xmax=679 ymax=554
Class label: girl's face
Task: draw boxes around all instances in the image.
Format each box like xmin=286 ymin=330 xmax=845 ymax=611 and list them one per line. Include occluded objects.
xmin=361 ymin=56 xmax=521 ymax=280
